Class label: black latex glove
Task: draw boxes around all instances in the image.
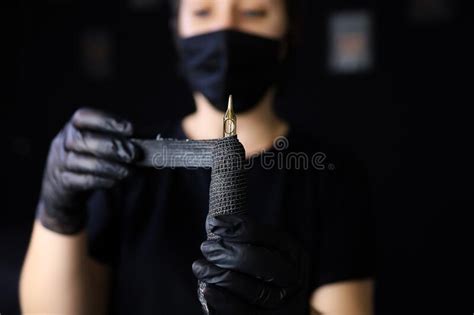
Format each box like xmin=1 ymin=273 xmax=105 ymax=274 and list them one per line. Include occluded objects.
xmin=193 ymin=214 xmax=310 ymax=315
xmin=37 ymin=108 xmax=138 ymax=234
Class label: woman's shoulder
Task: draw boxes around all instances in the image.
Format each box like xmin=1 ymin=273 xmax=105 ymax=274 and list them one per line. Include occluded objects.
xmin=283 ymin=125 xmax=329 ymax=157
xmin=285 ymin=125 xmax=368 ymax=179
xmin=284 ymin=125 xmax=338 ymax=156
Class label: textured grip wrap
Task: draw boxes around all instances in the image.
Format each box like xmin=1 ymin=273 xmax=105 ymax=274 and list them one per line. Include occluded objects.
xmin=208 ymin=135 xmax=247 ymax=217
xmin=132 ymin=138 xmax=217 ymax=168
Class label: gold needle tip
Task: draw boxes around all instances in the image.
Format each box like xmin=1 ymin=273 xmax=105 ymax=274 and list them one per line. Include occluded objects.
xmin=224 ymin=95 xmax=237 ymax=137
xmin=227 ymin=95 xmax=233 ymax=111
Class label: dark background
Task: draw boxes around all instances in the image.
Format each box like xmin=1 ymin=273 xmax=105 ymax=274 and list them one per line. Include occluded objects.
xmin=6 ymin=0 xmax=471 ymax=314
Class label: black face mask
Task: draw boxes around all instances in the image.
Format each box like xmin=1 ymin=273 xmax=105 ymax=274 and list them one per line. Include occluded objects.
xmin=177 ymin=30 xmax=282 ymax=113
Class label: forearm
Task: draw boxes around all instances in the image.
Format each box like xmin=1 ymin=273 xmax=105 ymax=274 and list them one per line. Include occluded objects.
xmin=19 ymin=108 xmax=135 ymax=314
xmin=20 ymin=220 xmax=108 ymax=315
xmin=310 ymin=279 xmax=374 ymax=315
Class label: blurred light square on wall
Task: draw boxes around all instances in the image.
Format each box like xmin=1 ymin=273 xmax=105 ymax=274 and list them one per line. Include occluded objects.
xmin=81 ymin=29 xmax=114 ymax=80
xmin=328 ymin=11 xmax=373 ymax=74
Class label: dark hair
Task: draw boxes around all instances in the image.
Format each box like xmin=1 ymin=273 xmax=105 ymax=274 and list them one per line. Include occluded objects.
xmin=166 ymin=0 xmax=302 ymax=47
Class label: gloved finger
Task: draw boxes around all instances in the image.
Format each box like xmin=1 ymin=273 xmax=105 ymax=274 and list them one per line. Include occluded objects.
xmin=207 ymin=214 xmax=297 ymax=259
xmin=193 ymin=259 xmax=289 ymax=309
xmin=60 ymin=171 xmax=116 ymax=191
xmin=201 ymin=239 xmax=298 ymax=288
xmin=202 ymin=283 xmax=255 ymax=315
xmin=71 ymin=107 xmax=133 ymax=136
xmin=63 ymin=152 xmax=130 ymax=180
xmin=64 ymin=124 xmax=137 ymax=163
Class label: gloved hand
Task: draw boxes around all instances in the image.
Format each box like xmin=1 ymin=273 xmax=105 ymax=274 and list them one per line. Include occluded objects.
xmin=193 ymin=214 xmax=310 ymax=315
xmin=36 ymin=108 xmax=138 ymax=234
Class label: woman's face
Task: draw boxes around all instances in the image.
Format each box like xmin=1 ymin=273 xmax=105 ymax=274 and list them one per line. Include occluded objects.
xmin=177 ymin=0 xmax=288 ymax=40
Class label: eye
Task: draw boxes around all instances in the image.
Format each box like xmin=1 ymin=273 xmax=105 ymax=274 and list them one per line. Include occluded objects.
xmin=241 ymin=9 xmax=268 ymax=18
xmin=193 ymin=8 xmax=211 ymax=17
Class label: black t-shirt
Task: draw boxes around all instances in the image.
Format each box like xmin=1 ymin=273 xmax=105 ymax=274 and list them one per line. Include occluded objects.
xmin=86 ymin=121 xmax=375 ymax=315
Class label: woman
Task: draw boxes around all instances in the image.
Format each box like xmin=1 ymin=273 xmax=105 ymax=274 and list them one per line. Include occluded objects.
xmin=20 ymin=0 xmax=374 ymax=314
